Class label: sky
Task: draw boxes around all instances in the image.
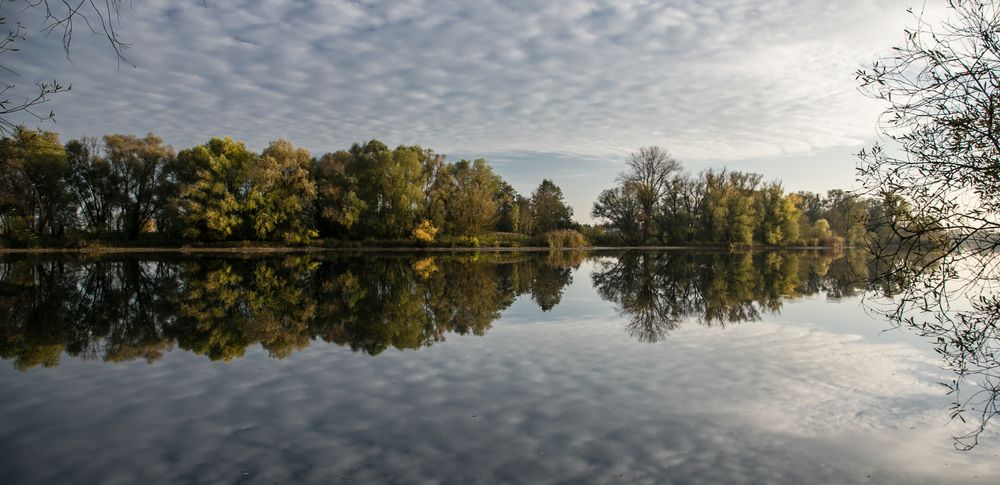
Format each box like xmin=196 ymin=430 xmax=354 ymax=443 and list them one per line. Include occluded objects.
xmin=5 ymin=0 xmax=922 ymax=221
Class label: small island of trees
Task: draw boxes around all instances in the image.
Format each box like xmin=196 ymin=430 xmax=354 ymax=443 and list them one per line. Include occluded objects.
xmin=0 ymin=127 xmax=909 ymax=249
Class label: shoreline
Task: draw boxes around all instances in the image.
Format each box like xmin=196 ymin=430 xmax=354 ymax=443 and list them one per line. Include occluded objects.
xmin=0 ymin=245 xmax=850 ymax=254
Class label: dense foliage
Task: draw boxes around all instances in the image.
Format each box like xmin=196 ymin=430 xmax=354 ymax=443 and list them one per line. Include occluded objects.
xmin=0 ymin=128 xmax=576 ymax=247
xmin=591 ymin=146 xmax=916 ymax=248
xmin=2 ymin=130 xmax=901 ymax=248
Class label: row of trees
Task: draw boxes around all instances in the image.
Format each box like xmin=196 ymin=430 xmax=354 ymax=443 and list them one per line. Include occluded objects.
xmin=0 ymin=128 xmax=576 ymax=245
xmin=591 ymin=146 xmax=917 ymax=247
xmin=2 ymin=128 xmax=914 ymax=248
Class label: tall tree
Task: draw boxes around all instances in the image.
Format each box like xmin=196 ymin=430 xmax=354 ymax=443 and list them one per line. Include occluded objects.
xmin=620 ymin=147 xmax=681 ymax=242
xmin=103 ymin=133 xmax=176 ymax=238
xmin=246 ymin=139 xmax=317 ymax=243
xmin=419 ymin=149 xmax=453 ymax=232
xmin=656 ymin=175 xmax=702 ymax=244
xmin=349 ymin=141 xmax=426 ymax=239
xmin=513 ymin=195 xmax=535 ymax=236
xmin=530 ymin=179 xmax=573 ymax=234
xmin=754 ymin=182 xmax=800 ymax=245
xmin=592 ymin=185 xmax=643 ymax=244
xmin=700 ymin=169 xmax=761 ymax=246
xmin=447 ymin=159 xmax=500 ymax=236
xmin=495 ymin=180 xmax=519 ymax=233
xmin=0 ymin=127 xmax=73 ymax=241
xmin=65 ymin=137 xmax=117 ymax=236
xmin=822 ymin=190 xmax=866 ymax=246
xmin=312 ymin=150 xmax=365 ymax=237
xmin=173 ymin=137 xmax=255 ymax=241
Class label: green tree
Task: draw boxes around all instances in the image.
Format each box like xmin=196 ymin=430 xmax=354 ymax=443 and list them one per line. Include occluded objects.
xmin=795 ymin=191 xmax=824 ymax=222
xmin=620 ymin=147 xmax=681 ymax=242
xmin=103 ymin=133 xmax=176 ymax=238
xmin=0 ymin=127 xmax=73 ymax=242
xmin=447 ymin=159 xmax=500 ymax=236
xmin=513 ymin=195 xmax=535 ymax=235
xmin=530 ymin=179 xmax=573 ymax=234
xmin=419 ymin=149 xmax=453 ymax=232
xmin=246 ymin=139 xmax=318 ymax=243
xmin=701 ymin=169 xmax=760 ymax=247
xmin=172 ymin=137 xmax=256 ymax=241
xmin=349 ymin=141 xmax=426 ymax=239
xmin=312 ymin=150 xmax=366 ymax=237
xmin=754 ymin=182 xmax=800 ymax=245
xmin=592 ymin=185 xmax=643 ymax=244
xmin=812 ymin=218 xmax=832 ymax=243
xmin=495 ymin=180 xmax=519 ymax=233
xmin=656 ymin=175 xmax=702 ymax=244
xmin=822 ymin=189 xmax=867 ymax=245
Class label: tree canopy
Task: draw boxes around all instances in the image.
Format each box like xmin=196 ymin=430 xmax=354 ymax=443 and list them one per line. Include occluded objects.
xmin=1 ymin=129 xmax=882 ymax=249
xmin=0 ymin=129 xmax=587 ymax=247
xmin=591 ymin=147 xmax=889 ymax=248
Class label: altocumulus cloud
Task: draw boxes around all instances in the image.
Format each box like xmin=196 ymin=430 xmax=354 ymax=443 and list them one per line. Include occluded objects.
xmin=8 ymin=0 xmax=914 ymax=214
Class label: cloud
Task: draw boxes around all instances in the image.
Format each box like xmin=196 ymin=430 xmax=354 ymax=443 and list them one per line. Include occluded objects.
xmin=5 ymin=0 xmax=914 ymax=216
xmin=0 ymin=307 xmax=992 ymax=484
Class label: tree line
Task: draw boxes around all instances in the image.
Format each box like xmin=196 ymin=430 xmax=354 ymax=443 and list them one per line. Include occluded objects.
xmin=2 ymin=128 xmax=911 ymax=248
xmin=591 ymin=146 xmax=921 ymax=248
xmin=0 ymin=128 xmax=576 ymax=246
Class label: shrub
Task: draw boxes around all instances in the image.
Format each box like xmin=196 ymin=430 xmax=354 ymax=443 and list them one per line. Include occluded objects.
xmin=411 ymin=219 xmax=439 ymax=243
xmin=543 ymin=229 xmax=588 ymax=248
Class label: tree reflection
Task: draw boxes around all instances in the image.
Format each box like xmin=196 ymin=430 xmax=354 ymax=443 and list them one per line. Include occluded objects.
xmin=0 ymin=259 xmax=78 ymax=369
xmin=0 ymin=251 xmax=870 ymax=368
xmin=859 ymin=249 xmax=1000 ymax=450
xmin=0 ymin=252 xmax=576 ymax=366
xmin=312 ymin=254 xmax=520 ymax=355
xmin=591 ymin=250 xmax=865 ymax=342
xmin=73 ymin=258 xmax=178 ymax=363
xmin=7 ymin=249 xmax=996 ymax=450
xmin=170 ymin=257 xmax=318 ymax=360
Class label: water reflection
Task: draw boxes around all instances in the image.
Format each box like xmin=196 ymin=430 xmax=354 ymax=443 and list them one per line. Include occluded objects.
xmin=860 ymin=250 xmax=1000 ymax=450
xmin=4 ymin=250 xmax=1000 ymax=482
xmin=0 ymin=250 xmax=869 ymax=368
xmin=591 ymin=250 xmax=867 ymax=342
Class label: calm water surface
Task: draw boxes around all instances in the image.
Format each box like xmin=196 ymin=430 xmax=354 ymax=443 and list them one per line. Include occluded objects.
xmin=0 ymin=250 xmax=997 ymax=484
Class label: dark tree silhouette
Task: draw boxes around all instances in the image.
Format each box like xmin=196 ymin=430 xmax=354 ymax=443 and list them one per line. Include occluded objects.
xmin=858 ymin=0 xmax=1000 ymax=450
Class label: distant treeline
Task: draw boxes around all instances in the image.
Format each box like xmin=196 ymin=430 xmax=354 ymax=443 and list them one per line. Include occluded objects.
xmin=0 ymin=128 xmax=906 ymax=247
xmin=591 ymin=146 xmax=916 ymax=248
xmin=0 ymin=128 xmax=575 ymax=247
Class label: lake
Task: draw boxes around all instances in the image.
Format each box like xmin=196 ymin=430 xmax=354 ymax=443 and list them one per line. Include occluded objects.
xmin=0 ymin=250 xmax=997 ymax=484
